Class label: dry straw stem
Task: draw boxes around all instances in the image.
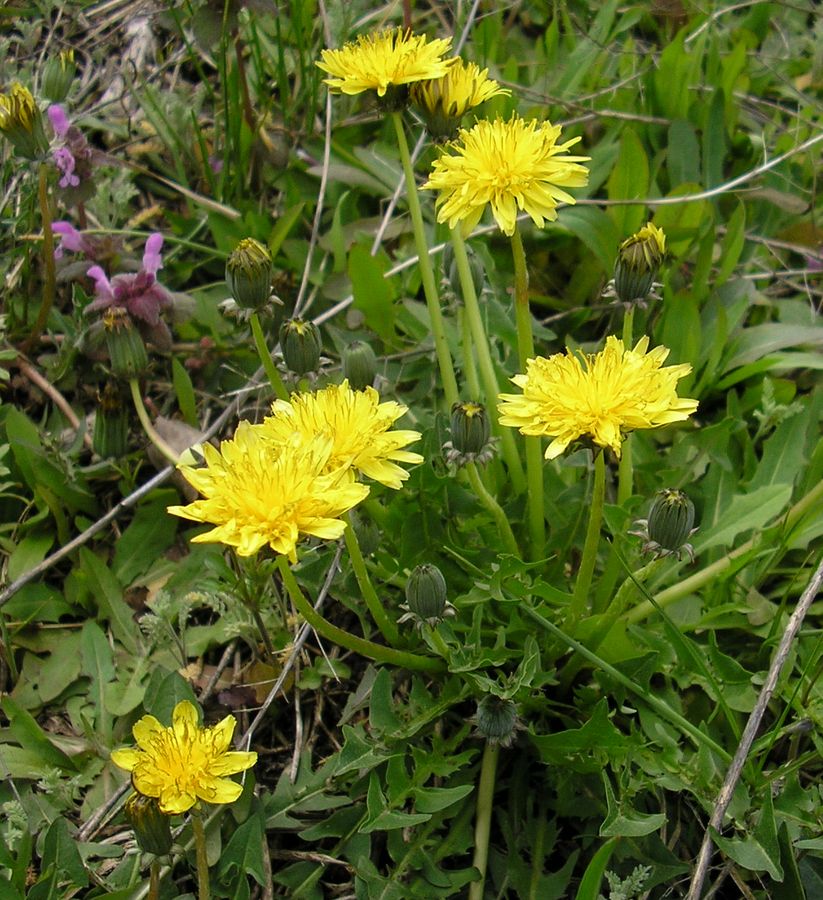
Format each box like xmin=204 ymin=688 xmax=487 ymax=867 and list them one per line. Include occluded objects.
xmin=686 ymin=553 xmax=823 ymax=900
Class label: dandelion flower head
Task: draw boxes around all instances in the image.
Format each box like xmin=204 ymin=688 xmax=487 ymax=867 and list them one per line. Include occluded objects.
xmin=497 ymin=336 xmax=698 ymax=459
xmin=0 ymin=82 xmax=38 ymax=133
xmin=423 ymin=115 xmax=589 ymax=236
xmin=167 ymin=423 xmax=370 ymax=560
xmin=411 ymin=60 xmax=509 ymax=139
xmin=111 ymin=700 xmax=257 ymax=815
xmin=317 ymin=28 xmax=454 ymax=97
xmin=261 ymin=380 xmax=423 ymax=490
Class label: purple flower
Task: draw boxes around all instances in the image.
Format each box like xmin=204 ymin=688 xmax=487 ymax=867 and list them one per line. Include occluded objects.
xmin=47 ymin=103 xmax=95 ymax=197
xmin=53 ymin=220 xmax=93 ymax=258
xmin=86 ymin=233 xmax=173 ymax=327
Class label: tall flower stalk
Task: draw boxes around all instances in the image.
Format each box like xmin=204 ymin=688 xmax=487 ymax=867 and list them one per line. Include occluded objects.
xmin=510 ymin=224 xmax=545 ymax=558
xmin=391 ymin=111 xmax=460 ymax=407
xmin=450 ymin=227 xmax=525 ymax=492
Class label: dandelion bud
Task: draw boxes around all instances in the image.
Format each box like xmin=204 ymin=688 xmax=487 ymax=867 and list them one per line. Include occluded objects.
xmin=647 ymin=489 xmax=695 ymax=554
xmin=475 ymin=695 xmax=519 ymax=747
xmin=451 ymin=402 xmax=490 ymax=455
xmin=613 ymin=222 xmax=666 ymax=304
xmin=93 ymin=381 xmax=129 ymax=458
xmin=42 ymin=50 xmax=76 ymax=103
xmin=0 ymin=83 xmax=48 ymax=159
xmin=400 ymin=563 xmax=454 ymax=628
xmin=280 ymin=318 xmax=321 ymax=376
xmin=442 ymin=242 xmax=485 ymax=301
xmin=342 ymin=341 xmax=377 ymax=391
xmin=226 ymin=237 xmax=273 ymax=311
xmin=124 ymin=792 xmax=173 ymax=856
xmin=104 ymin=308 xmax=149 ymax=379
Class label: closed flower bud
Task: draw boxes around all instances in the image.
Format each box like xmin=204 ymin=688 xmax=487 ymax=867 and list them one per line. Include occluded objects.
xmin=124 ymin=792 xmax=173 ymax=856
xmin=441 ymin=243 xmax=485 ymax=302
xmin=647 ymin=488 xmax=695 ymax=552
xmin=613 ymin=222 xmax=666 ymax=304
xmin=104 ymin=308 xmax=149 ymax=379
xmin=280 ymin=318 xmax=321 ymax=376
xmin=93 ymin=381 xmax=129 ymax=458
xmin=444 ymin=400 xmax=496 ymax=467
xmin=399 ymin=563 xmax=455 ymax=629
xmin=0 ymin=83 xmax=49 ymax=159
xmin=42 ymin=50 xmax=76 ymax=103
xmin=226 ymin=237 xmax=273 ymax=311
xmin=632 ymin=488 xmax=696 ymax=561
xmin=475 ymin=695 xmax=520 ymax=747
xmin=342 ymin=341 xmax=377 ymax=391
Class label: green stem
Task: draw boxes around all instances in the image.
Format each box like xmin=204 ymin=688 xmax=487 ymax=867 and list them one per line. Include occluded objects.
xmin=617 ymin=311 xmax=635 ymax=505
xmin=23 ymin=164 xmax=56 ymax=354
xmin=567 ymin=451 xmax=606 ymax=629
xmin=624 ymin=476 xmax=823 ymax=625
xmin=249 ymin=311 xmax=288 ymax=401
xmin=522 ymin=605 xmax=731 ymax=762
xmin=459 ymin=306 xmax=481 ymax=399
xmin=450 ymin=227 xmax=526 ymax=493
xmin=344 ymin=512 xmax=399 ymax=646
xmin=426 ymin=625 xmax=451 ymax=660
xmin=277 ymin=555 xmax=442 ymax=672
xmin=510 ymin=225 xmax=545 ymax=558
xmin=129 ymin=379 xmax=179 ymax=464
xmin=469 ymin=742 xmax=500 ymax=900
xmin=465 ymin=462 xmax=520 ymax=556
xmin=391 ymin=112 xmax=460 ymax=408
xmin=191 ymin=811 xmax=211 ymax=900
xmin=149 ymin=859 xmax=161 ymax=900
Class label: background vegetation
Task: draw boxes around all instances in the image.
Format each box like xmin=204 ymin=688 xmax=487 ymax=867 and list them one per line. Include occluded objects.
xmin=1 ymin=1 xmax=822 ymax=897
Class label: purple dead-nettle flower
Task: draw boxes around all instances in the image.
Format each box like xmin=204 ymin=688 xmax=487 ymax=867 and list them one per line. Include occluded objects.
xmin=47 ymin=104 xmax=95 ymax=197
xmin=53 ymin=221 xmax=93 ymax=258
xmin=87 ymin=233 xmax=173 ymax=328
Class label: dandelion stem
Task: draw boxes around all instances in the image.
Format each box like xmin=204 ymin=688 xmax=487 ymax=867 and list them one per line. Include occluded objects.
xmin=469 ymin=742 xmax=500 ymax=900
xmin=344 ymin=513 xmax=399 ymax=646
xmin=465 ymin=462 xmax=520 ymax=556
xmin=149 ymin=859 xmax=161 ymax=900
xmin=249 ymin=311 xmax=289 ymax=401
xmin=617 ymin=309 xmax=635 ymax=505
xmin=128 ymin=379 xmax=179 ymax=465
xmin=567 ymin=451 xmax=606 ymax=629
xmin=450 ymin=227 xmax=526 ymax=493
xmin=391 ymin=112 xmax=460 ymax=409
xmin=510 ymin=225 xmax=545 ymax=558
xmin=277 ymin=555 xmax=442 ymax=673
xmin=191 ymin=811 xmax=211 ymax=900
xmin=459 ymin=307 xmax=481 ymax=398
xmin=23 ymin=163 xmax=57 ymax=354
xmin=426 ymin=625 xmax=451 ymax=660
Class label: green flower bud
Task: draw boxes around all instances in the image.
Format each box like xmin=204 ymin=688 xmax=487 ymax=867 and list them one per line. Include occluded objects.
xmin=0 ymin=83 xmax=49 ymax=159
xmin=450 ymin=401 xmax=490 ymax=455
xmin=647 ymin=488 xmax=695 ymax=554
xmin=475 ymin=696 xmax=519 ymax=747
xmin=442 ymin=242 xmax=485 ymax=301
xmin=399 ymin=563 xmax=454 ymax=628
xmin=93 ymin=381 xmax=129 ymax=458
xmin=280 ymin=318 xmax=321 ymax=376
xmin=124 ymin=792 xmax=173 ymax=856
xmin=613 ymin=222 xmax=666 ymax=304
xmin=104 ymin=308 xmax=149 ymax=379
xmin=42 ymin=50 xmax=76 ymax=103
xmin=342 ymin=341 xmax=377 ymax=391
xmin=226 ymin=237 xmax=273 ymax=311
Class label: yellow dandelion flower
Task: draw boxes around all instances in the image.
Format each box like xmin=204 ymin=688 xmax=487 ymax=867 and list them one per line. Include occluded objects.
xmin=0 ymin=83 xmax=47 ymax=158
xmin=498 ymin=336 xmax=698 ymax=459
xmin=317 ymin=28 xmax=454 ymax=98
xmin=260 ymin=380 xmax=423 ymax=490
xmin=111 ymin=700 xmax=257 ymax=815
xmin=411 ymin=59 xmax=509 ymax=140
xmin=167 ymin=424 xmax=370 ymax=560
xmin=422 ymin=115 xmax=589 ymax=236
